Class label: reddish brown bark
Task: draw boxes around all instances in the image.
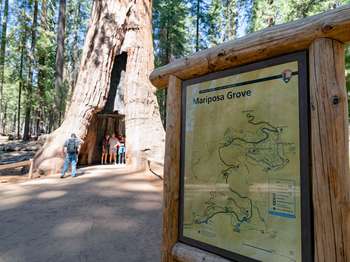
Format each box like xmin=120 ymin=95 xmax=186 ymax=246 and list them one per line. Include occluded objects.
xmin=34 ymin=0 xmax=165 ymax=174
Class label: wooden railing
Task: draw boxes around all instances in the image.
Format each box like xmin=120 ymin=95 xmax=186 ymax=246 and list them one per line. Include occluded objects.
xmin=0 ymin=159 xmax=34 ymax=179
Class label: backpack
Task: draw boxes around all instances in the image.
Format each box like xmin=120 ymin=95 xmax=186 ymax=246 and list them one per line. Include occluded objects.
xmin=67 ymin=138 xmax=77 ymax=154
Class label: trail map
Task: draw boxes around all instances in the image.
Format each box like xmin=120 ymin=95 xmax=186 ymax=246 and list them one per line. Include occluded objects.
xmin=182 ymin=61 xmax=302 ymax=262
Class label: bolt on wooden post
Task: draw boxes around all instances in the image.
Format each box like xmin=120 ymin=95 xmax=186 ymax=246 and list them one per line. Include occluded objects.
xmin=151 ymin=5 xmax=350 ymax=262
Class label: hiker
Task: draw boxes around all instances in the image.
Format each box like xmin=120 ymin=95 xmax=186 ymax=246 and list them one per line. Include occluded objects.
xmin=61 ymin=133 xmax=81 ymax=178
xmin=109 ymin=133 xmax=120 ymax=165
xmin=117 ymin=135 xmax=126 ymax=165
xmin=101 ymin=134 xmax=110 ymax=164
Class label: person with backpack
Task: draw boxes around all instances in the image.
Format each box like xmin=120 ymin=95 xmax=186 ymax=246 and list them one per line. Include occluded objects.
xmin=61 ymin=133 xmax=81 ymax=178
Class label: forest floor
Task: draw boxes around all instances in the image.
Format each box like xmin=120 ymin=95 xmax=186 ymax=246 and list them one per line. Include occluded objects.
xmin=0 ymin=165 xmax=163 ymax=262
xmin=0 ymin=135 xmax=44 ymax=183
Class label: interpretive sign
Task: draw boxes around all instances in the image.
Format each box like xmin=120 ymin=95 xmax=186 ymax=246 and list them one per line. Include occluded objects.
xmin=180 ymin=52 xmax=312 ymax=262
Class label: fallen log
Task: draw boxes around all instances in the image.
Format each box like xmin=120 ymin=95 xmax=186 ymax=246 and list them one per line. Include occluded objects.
xmin=0 ymin=160 xmax=31 ymax=170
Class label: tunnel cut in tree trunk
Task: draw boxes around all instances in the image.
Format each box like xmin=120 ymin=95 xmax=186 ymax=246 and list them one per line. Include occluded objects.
xmin=33 ymin=0 xmax=165 ymax=174
xmin=79 ymin=52 xmax=127 ymax=165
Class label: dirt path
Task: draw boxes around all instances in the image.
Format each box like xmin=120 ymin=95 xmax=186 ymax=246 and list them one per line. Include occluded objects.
xmin=0 ymin=166 xmax=163 ymax=262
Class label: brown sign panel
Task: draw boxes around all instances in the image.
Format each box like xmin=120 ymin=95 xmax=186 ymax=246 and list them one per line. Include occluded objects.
xmin=179 ymin=52 xmax=312 ymax=262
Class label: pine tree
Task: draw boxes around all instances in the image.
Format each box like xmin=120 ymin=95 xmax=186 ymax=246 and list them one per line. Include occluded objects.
xmin=23 ymin=0 xmax=38 ymax=141
xmin=223 ymin=0 xmax=238 ymax=41
xmin=189 ymin=0 xmax=209 ymax=51
xmin=249 ymin=0 xmax=345 ymax=32
xmin=207 ymin=0 xmax=224 ymax=47
xmin=249 ymin=0 xmax=278 ymax=32
xmin=153 ymin=0 xmax=188 ymax=65
xmin=16 ymin=0 xmax=29 ymax=138
xmin=195 ymin=0 xmax=200 ymax=51
xmin=36 ymin=0 xmax=57 ymax=134
xmin=54 ymin=0 xmax=66 ymax=125
xmin=65 ymin=0 xmax=91 ymax=112
xmin=153 ymin=0 xmax=189 ymax=127
xmin=0 ymin=0 xmax=9 ymax=133
xmin=0 ymin=0 xmax=92 ymax=137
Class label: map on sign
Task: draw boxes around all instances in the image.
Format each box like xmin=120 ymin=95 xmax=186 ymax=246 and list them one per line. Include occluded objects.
xmin=182 ymin=61 xmax=302 ymax=262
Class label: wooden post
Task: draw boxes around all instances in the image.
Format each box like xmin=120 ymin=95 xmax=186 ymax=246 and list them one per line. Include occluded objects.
xmin=28 ymin=159 xmax=34 ymax=179
xmin=309 ymin=38 xmax=350 ymax=262
xmin=162 ymin=75 xmax=182 ymax=262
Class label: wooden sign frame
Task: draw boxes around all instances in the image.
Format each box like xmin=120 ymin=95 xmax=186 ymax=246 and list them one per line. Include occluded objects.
xmin=179 ymin=52 xmax=313 ymax=262
xmin=151 ymin=5 xmax=350 ymax=262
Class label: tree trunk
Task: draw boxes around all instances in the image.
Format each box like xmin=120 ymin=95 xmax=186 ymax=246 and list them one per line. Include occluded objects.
xmin=0 ymin=0 xmax=8 ymax=134
xmin=195 ymin=0 xmax=200 ymax=52
xmin=2 ymin=100 xmax=6 ymax=133
xmin=34 ymin=0 xmax=165 ymax=174
xmin=55 ymin=0 xmax=66 ymax=123
xmin=224 ymin=0 xmax=237 ymax=41
xmin=65 ymin=1 xmax=82 ymax=114
xmin=71 ymin=1 xmax=82 ymax=90
xmin=37 ymin=0 xmax=47 ymax=127
xmin=17 ymin=3 xmax=28 ymax=139
xmin=17 ymin=79 xmax=22 ymax=138
xmin=23 ymin=0 xmax=38 ymax=141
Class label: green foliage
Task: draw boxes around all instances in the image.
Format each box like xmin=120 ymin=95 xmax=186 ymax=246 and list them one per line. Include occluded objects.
xmin=153 ymin=0 xmax=189 ymax=127
xmin=2 ymin=0 xmax=350 ymax=135
xmin=153 ymin=0 xmax=350 ymax=121
xmin=249 ymin=0 xmax=278 ymax=32
xmin=153 ymin=0 xmax=189 ymax=66
xmin=207 ymin=0 xmax=224 ymax=46
xmin=250 ymin=0 xmax=345 ymax=31
xmin=0 ymin=0 xmax=92 ymax=136
xmin=207 ymin=0 xmax=241 ymax=46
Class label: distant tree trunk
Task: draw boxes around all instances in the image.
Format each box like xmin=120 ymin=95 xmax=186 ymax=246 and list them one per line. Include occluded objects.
xmin=17 ymin=76 xmax=22 ymax=138
xmin=17 ymin=47 xmax=25 ymax=138
xmin=34 ymin=0 xmax=165 ymax=174
xmin=195 ymin=0 xmax=200 ymax=52
xmin=267 ymin=0 xmax=275 ymax=27
xmin=0 ymin=0 xmax=8 ymax=134
xmin=40 ymin=0 xmax=47 ymax=28
xmin=54 ymin=0 xmax=66 ymax=124
xmin=65 ymin=1 xmax=82 ymax=114
xmin=71 ymin=1 xmax=81 ymax=90
xmin=224 ymin=0 xmax=237 ymax=41
xmin=37 ymin=0 xmax=48 ymax=131
xmin=17 ymin=3 xmax=28 ymax=139
xmin=12 ymin=113 xmax=16 ymax=133
xmin=2 ymin=100 xmax=6 ymax=132
xmin=23 ymin=0 xmax=38 ymax=141
xmin=0 ymin=0 xmax=3 ymax=29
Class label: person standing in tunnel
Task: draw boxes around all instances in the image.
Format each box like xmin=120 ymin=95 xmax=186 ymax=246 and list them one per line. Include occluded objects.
xmin=101 ymin=134 xmax=110 ymax=164
xmin=118 ymin=135 xmax=126 ymax=165
xmin=109 ymin=133 xmax=120 ymax=165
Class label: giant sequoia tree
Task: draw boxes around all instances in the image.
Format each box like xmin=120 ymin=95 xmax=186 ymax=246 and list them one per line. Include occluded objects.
xmin=34 ymin=0 xmax=165 ymax=174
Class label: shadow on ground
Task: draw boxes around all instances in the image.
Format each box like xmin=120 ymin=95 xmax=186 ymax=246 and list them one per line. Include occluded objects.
xmin=0 ymin=166 xmax=163 ymax=262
